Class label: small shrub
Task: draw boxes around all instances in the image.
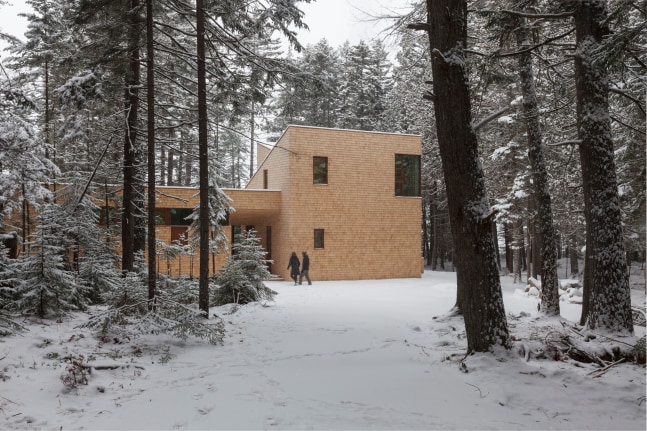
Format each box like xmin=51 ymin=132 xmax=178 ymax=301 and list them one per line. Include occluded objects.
xmin=60 ymin=354 xmax=89 ymax=389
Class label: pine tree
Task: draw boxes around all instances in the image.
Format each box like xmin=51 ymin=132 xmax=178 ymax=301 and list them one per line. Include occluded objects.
xmin=571 ymin=0 xmax=634 ymax=333
xmin=13 ymin=203 xmax=90 ymax=318
xmin=212 ymin=229 xmax=276 ymax=306
xmin=412 ymin=0 xmax=511 ymax=353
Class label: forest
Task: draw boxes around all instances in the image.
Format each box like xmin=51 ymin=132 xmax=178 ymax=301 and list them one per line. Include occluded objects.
xmin=0 ymin=0 xmax=645 ymax=354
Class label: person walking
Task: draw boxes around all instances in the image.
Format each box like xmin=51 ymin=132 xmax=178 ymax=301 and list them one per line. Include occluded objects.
xmin=299 ymin=251 xmax=312 ymax=285
xmin=287 ymin=251 xmax=300 ymax=285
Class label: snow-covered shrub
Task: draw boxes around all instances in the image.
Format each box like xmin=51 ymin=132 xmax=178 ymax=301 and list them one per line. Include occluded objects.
xmin=212 ymin=229 xmax=275 ymax=306
xmin=0 ymin=244 xmax=25 ymax=335
xmin=83 ymin=271 xmax=224 ymax=345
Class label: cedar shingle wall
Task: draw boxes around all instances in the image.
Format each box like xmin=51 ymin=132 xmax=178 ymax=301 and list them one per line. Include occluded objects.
xmin=248 ymin=126 xmax=422 ymax=281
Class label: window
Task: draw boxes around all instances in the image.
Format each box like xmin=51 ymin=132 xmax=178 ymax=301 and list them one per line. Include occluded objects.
xmin=313 ymin=156 xmax=328 ymax=184
xmin=314 ymin=229 xmax=325 ymax=249
xmin=170 ymin=208 xmax=193 ymax=225
xmin=395 ymin=154 xmax=421 ymax=197
xmin=263 ymin=169 xmax=268 ymax=189
xmin=155 ymin=208 xmax=193 ymax=225
xmin=155 ymin=209 xmax=168 ymax=225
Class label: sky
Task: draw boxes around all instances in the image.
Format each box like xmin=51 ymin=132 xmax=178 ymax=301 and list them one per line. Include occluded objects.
xmin=0 ymin=1 xmax=413 ymax=49
xmin=294 ymin=0 xmax=414 ymax=47
xmin=0 ymin=263 xmax=645 ymax=430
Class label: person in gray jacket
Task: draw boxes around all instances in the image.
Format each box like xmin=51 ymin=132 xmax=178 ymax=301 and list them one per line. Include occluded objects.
xmin=299 ymin=251 xmax=312 ymax=285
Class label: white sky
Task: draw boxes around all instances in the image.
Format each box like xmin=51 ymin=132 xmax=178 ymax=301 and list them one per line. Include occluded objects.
xmin=295 ymin=0 xmax=412 ymax=47
xmin=0 ymin=1 xmax=413 ymax=49
xmin=0 ymin=1 xmax=29 ymax=43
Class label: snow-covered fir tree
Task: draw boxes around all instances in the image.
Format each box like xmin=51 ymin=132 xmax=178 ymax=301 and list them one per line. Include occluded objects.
xmin=13 ymin=203 xmax=90 ymax=318
xmin=212 ymin=229 xmax=275 ymax=306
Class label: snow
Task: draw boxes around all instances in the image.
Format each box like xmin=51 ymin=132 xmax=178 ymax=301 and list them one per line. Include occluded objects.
xmin=0 ymin=269 xmax=645 ymax=430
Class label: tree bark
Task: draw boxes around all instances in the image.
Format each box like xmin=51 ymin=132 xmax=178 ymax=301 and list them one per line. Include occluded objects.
xmin=572 ymin=0 xmax=633 ymax=333
xmin=121 ymin=0 xmax=141 ymax=273
xmin=422 ymin=0 xmax=511 ymax=352
xmin=146 ymin=0 xmax=156 ymax=307
xmin=569 ymin=235 xmax=579 ymax=276
xmin=514 ymin=16 xmax=560 ymax=314
xmin=196 ymin=0 xmax=209 ymax=317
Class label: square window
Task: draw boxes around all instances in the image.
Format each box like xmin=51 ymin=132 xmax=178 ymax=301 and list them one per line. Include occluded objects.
xmin=395 ymin=154 xmax=421 ymax=197
xmin=313 ymin=156 xmax=328 ymax=185
xmin=314 ymin=229 xmax=324 ymax=249
xmin=170 ymin=208 xmax=193 ymax=225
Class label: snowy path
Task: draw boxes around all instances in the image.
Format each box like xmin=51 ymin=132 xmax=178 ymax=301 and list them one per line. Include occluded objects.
xmin=0 ymin=271 xmax=645 ymax=430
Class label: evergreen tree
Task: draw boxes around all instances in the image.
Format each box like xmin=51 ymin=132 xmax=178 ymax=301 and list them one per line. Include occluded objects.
xmin=412 ymin=0 xmax=511 ymax=353
xmin=13 ymin=203 xmax=90 ymax=318
xmin=212 ymin=229 xmax=276 ymax=306
xmin=570 ymin=0 xmax=634 ymax=333
xmin=0 ymin=243 xmax=25 ymax=335
xmin=337 ymin=40 xmax=390 ymax=131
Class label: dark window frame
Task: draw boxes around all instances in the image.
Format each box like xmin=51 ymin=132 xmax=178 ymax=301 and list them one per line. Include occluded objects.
xmin=395 ymin=154 xmax=421 ymax=197
xmin=313 ymin=156 xmax=328 ymax=185
xmin=314 ymin=229 xmax=325 ymax=249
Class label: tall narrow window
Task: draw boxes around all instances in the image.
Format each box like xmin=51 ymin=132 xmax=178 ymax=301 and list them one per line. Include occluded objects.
xmin=263 ymin=169 xmax=268 ymax=189
xmin=395 ymin=154 xmax=421 ymax=197
xmin=314 ymin=229 xmax=325 ymax=249
xmin=313 ymin=156 xmax=328 ymax=184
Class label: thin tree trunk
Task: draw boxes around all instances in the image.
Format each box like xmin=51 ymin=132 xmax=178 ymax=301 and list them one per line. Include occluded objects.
xmin=422 ymin=199 xmax=430 ymax=266
xmin=515 ymin=17 xmax=560 ymax=312
xmin=121 ymin=0 xmax=141 ymax=273
xmin=431 ymin=197 xmax=438 ymax=270
xmin=573 ymin=0 xmax=633 ymax=333
xmin=146 ymin=0 xmax=156 ymax=308
xmin=569 ymin=235 xmax=579 ymax=276
xmin=250 ymin=101 xmax=255 ymax=179
xmin=419 ymin=0 xmax=511 ymax=352
xmin=196 ymin=0 xmax=210 ymax=317
xmin=504 ymin=223 xmax=513 ymax=274
xmin=513 ymin=220 xmax=522 ymax=283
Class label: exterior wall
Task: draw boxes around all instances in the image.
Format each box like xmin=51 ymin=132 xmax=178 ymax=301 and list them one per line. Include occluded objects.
xmin=247 ymin=126 xmax=423 ymax=281
xmin=256 ymin=143 xmax=272 ymax=171
xmin=8 ymin=127 xmax=422 ymax=282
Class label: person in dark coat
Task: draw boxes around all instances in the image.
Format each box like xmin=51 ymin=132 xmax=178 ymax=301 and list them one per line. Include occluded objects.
xmin=299 ymin=251 xmax=312 ymax=285
xmin=287 ymin=251 xmax=300 ymax=285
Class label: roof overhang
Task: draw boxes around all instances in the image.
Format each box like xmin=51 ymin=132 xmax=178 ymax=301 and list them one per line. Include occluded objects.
xmin=223 ymin=188 xmax=281 ymax=225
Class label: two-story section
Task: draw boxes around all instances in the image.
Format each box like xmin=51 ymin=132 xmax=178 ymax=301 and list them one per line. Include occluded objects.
xmin=246 ymin=125 xmax=423 ymax=281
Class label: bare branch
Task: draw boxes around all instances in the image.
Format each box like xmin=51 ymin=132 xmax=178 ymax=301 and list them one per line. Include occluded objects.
xmin=472 ymin=106 xmax=511 ymax=131
xmin=548 ymin=140 xmax=582 ymax=146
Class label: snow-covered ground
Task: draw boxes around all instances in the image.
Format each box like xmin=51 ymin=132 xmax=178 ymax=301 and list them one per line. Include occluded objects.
xmin=0 ymin=266 xmax=645 ymax=430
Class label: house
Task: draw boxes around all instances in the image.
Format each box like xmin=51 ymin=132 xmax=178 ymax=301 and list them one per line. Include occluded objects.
xmin=232 ymin=125 xmax=423 ymax=281
xmin=6 ymin=126 xmax=423 ymax=281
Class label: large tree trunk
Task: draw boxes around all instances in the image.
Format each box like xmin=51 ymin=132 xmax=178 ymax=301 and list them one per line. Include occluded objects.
xmin=420 ymin=0 xmax=511 ymax=353
xmin=146 ymin=0 xmax=156 ymax=306
xmin=573 ymin=0 xmax=633 ymax=333
xmin=196 ymin=0 xmax=210 ymax=317
xmin=121 ymin=0 xmax=141 ymax=273
xmin=515 ymin=16 xmax=560 ymax=314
